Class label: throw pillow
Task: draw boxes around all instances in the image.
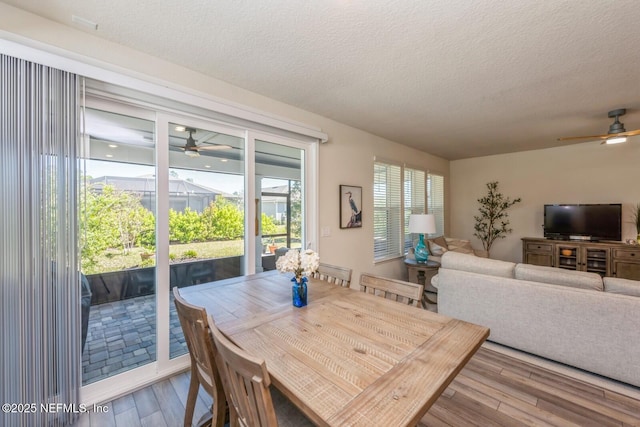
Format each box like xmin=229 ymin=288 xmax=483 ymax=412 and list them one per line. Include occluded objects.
xmin=445 ymin=238 xmax=474 ymax=255
xmin=428 ymin=236 xmax=449 ymax=256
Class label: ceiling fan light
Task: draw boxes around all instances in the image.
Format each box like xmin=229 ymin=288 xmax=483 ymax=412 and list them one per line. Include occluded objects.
xmin=184 ymin=150 xmax=200 ymax=157
xmin=605 ymin=136 xmax=627 ymax=144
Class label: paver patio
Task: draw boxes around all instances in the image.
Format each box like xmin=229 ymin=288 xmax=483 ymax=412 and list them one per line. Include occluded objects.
xmin=82 ymin=292 xmax=188 ymax=385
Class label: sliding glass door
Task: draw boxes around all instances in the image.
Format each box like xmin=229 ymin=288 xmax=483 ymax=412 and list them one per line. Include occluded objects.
xmin=256 ymin=139 xmax=305 ymax=269
xmin=166 ymin=119 xmax=245 ymax=359
xmin=79 ymin=95 xmax=317 ymax=401
xmin=81 ymin=105 xmax=157 ymax=385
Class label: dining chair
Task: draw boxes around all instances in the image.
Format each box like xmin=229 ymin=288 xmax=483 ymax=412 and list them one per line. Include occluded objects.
xmin=207 ymin=313 xmax=279 ymax=427
xmin=173 ymin=287 xmax=227 ymax=427
xmin=311 ymin=263 xmax=353 ymax=287
xmin=359 ymin=273 xmax=424 ymax=307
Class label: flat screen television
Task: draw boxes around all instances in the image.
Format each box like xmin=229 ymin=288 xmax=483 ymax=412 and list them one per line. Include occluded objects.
xmin=543 ymin=204 xmax=622 ymax=241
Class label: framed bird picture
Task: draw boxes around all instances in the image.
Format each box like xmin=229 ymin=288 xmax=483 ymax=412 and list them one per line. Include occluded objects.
xmin=340 ymin=185 xmax=362 ymax=229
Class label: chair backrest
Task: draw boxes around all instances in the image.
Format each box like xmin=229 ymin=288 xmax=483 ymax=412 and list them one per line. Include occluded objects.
xmin=173 ymin=287 xmax=223 ymax=397
xmin=311 ymin=263 xmax=353 ymax=287
xmin=359 ymin=273 xmax=424 ymax=307
xmin=207 ymin=315 xmax=278 ymax=427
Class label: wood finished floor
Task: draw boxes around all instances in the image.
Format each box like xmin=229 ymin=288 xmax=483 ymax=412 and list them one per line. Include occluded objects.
xmin=72 ymin=347 xmax=640 ymax=427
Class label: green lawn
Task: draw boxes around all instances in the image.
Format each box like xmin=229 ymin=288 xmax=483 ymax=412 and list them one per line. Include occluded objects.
xmin=82 ymin=236 xmax=300 ymax=275
xmin=83 ymin=240 xmax=244 ymax=275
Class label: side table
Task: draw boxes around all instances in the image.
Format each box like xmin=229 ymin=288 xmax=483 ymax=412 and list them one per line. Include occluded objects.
xmin=404 ymin=258 xmax=441 ymax=306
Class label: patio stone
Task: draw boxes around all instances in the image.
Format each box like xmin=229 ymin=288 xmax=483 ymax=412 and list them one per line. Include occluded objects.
xmin=89 ymin=351 xmax=108 ymax=363
xmin=82 ymin=292 xmax=187 ymax=386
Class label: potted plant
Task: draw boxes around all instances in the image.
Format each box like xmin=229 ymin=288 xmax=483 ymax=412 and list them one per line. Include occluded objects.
xmin=268 ymin=238 xmax=278 ymax=254
xmin=473 ymin=181 xmax=521 ymax=258
xmin=632 ymin=203 xmax=640 ymax=244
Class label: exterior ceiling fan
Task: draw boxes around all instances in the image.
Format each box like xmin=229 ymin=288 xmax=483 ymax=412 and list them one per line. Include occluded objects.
xmin=557 ymin=109 xmax=640 ymax=144
xmin=182 ymin=128 xmax=231 ymax=157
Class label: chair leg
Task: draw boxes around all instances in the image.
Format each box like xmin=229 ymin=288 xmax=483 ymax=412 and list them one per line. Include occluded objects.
xmin=211 ymin=390 xmax=227 ymax=427
xmin=184 ymin=366 xmax=200 ymax=427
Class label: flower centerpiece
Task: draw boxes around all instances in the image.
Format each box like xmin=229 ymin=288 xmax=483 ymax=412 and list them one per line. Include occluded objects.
xmin=276 ymin=249 xmax=319 ymax=307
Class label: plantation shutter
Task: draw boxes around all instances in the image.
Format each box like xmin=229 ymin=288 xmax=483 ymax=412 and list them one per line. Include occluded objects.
xmin=404 ymin=168 xmax=426 ymax=252
xmin=374 ymin=161 xmax=402 ymax=261
xmin=427 ymin=173 xmax=445 ymax=237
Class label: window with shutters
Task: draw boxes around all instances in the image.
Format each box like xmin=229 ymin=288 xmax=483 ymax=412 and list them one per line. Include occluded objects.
xmin=404 ymin=168 xmax=426 ymax=252
xmin=374 ymin=161 xmax=439 ymax=262
xmin=427 ymin=173 xmax=445 ymax=236
xmin=374 ymin=161 xmax=402 ymax=261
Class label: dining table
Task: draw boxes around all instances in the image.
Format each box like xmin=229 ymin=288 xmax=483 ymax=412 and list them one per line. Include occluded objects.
xmin=180 ymin=271 xmax=489 ymax=427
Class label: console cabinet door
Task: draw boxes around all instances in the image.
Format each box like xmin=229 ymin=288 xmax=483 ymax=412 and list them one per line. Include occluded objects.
xmin=612 ymin=248 xmax=640 ymax=280
xmin=556 ymin=244 xmax=579 ymax=271
xmin=581 ymin=246 xmax=609 ymax=276
xmin=523 ymin=241 xmax=554 ymax=267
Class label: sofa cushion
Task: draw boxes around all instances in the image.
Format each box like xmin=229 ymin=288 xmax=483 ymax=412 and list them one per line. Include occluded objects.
xmin=427 ymin=236 xmax=449 ymax=256
xmin=514 ymin=264 xmax=603 ymax=291
xmin=441 ymin=251 xmax=516 ymax=278
xmin=604 ymin=277 xmax=640 ymax=297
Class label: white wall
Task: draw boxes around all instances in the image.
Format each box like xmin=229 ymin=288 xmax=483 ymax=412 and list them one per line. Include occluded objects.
xmin=0 ymin=3 xmax=448 ymax=283
xmin=450 ymin=140 xmax=640 ymax=262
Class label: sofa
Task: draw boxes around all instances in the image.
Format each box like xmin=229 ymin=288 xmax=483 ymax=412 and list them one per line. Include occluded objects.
xmin=433 ymin=251 xmax=640 ymax=387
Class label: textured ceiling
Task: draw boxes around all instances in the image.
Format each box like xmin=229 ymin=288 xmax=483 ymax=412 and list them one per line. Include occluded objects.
xmin=5 ymin=0 xmax=640 ymax=160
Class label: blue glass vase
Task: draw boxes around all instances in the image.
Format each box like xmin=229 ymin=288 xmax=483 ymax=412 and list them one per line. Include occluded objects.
xmin=291 ymin=276 xmax=308 ymax=308
xmin=414 ymin=233 xmax=430 ymax=263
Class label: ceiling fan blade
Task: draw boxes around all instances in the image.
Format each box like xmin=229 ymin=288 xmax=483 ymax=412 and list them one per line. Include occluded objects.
xmin=558 ymin=128 xmax=640 ymax=142
xmin=618 ymin=129 xmax=640 ymax=137
xmin=196 ymin=144 xmax=232 ymax=151
xmin=557 ymin=134 xmax=609 ymax=142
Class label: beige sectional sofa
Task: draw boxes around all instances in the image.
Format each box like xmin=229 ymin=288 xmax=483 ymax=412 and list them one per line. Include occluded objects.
xmin=434 ymin=251 xmax=640 ymax=387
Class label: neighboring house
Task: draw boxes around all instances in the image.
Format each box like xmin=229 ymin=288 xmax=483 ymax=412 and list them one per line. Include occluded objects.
xmin=261 ymin=184 xmax=290 ymax=222
xmin=89 ymin=175 xmax=239 ymax=213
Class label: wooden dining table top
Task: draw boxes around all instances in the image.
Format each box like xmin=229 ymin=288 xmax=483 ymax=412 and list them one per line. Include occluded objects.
xmin=181 ymin=271 xmax=489 ymax=427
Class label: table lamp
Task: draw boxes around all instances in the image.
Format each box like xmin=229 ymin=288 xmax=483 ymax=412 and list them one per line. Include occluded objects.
xmin=408 ymin=214 xmax=436 ymax=263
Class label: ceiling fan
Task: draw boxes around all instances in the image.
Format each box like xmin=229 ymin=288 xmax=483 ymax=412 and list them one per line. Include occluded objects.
xmin=557 ymin=109 xmax=640 ymax=144
xmin=181 ymin=128 xmax=231 ymax=157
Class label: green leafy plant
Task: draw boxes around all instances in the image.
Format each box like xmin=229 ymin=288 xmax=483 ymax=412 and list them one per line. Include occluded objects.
xmin=632 ymin=203 xmax=640 ymax=236
xmin=169 ymin=207 xmax=205 ymax=243
xmin=202 ymin=198 xmax=244 ymax=240
xmin=261 ymin=213 xmax=278 ymax=236
xmin=473 ymin=181 xmax=521 ymax=257
xmin=182 ymin=249 xmax=198 ymax=259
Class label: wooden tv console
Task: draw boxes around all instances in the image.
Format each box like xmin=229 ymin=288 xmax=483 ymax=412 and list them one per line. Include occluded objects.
xmin=522 ymin=237 xmax=640 ymax=281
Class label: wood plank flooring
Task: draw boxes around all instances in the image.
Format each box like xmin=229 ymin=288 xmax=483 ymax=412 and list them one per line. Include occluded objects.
xmin=73 ymin=346 xmax=640 ymax=427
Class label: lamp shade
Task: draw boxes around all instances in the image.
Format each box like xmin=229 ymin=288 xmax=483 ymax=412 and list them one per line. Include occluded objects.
xmin=408 ymin=214 xmax=436 ymax=234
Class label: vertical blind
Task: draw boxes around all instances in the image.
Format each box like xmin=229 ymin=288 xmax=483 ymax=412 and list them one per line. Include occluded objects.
xmin=428 ymin=173 xmax=445 ymax=236
xmin=373 ymin=161 xmax=402 ymax=260
xmin=1 ymin=54 xmax=81 ymax=426
xmin=404 ymin=168 xmax=426 ymax=252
